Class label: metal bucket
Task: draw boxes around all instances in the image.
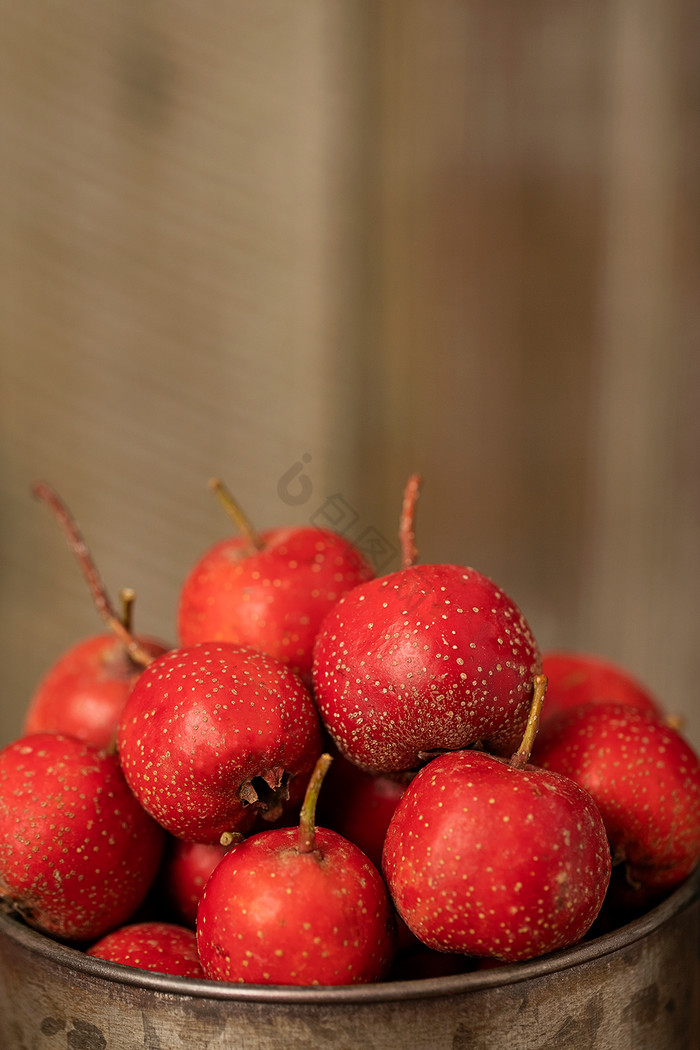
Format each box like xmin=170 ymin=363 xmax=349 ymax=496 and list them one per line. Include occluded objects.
xmin=0 ymin=865 xmax=698 ymax=1050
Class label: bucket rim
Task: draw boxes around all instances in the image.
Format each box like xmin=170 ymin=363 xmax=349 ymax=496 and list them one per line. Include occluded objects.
xmin=1 ymin=864 xmax=698 ymax=1005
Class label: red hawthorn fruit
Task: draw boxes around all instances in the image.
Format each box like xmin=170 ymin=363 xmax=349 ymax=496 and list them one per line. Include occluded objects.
xmin=177 ymin=480 xmax=375 ymax=681
xmin=539 ymin=650 xmax=664 ymax=726
xmin=196 ymin=754 xmax=396 ymax=985
xmin=158 ymin=836 xmax=230 ymax=928
xmin=117 ymin=642 xmax=323 ymax=844
xmin=533 ymin=701 xmax=700 ymax=899
xmin=382 ymin=677 xmax=612 ymax=962
xmin=318 ymin=752 xmax=410 ymax=871
xmin=0 ymin=733 xmax=164 ymax=943
xmin=312 ymin=562 xmax=542 ymax=774
xmin=86 ymin=920 xmax=204 ymax=977
xmin=23 ymin=631 xmax=169 ymax=750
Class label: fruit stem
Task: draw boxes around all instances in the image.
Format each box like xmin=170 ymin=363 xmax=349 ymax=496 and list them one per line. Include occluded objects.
xmin=297 ymin=753 xmax=333 ymax=855
xmin=219 ymin=831 xmax=246 ymax=848
xmin=119 ymin=587 xmax=136 ymax=632
xmin=509 ymin=674 xmax=548 ymax=769
xmin=399 ymin=473 xmax=423 ymax=569
xmin=31 ymin=482 xmax=156 ymax=669
xmin=208 ymin=477 xmax=264 ymax=554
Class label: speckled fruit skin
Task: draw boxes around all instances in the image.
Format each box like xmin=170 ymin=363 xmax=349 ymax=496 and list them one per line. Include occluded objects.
xmin=319 ymin=752 xmax=409 ymax=871
xmin=23 ymin=633 xmax=170 ymax=750
xmin=177 ymin=526 xmax=375 ymax=680
xmin=533 ymin=702 xmax=700 ymax=896
xmin=539 ymin=650 xmax=663 ymax=727
xmin=159 ymin=836 xmax=230 ymax=928
xmin=117 ymin=642 xmax=323 ymax=844
xmin=0 ymin=733 xmax=164 ymax=943
xmin=382 ymin=749 xmax=612 ymax=962
xmin=87 ymin=920 xmax=204 ymax=977
xmin=312 ymin=564 xmax=542 ymax=774
xmin=196 ymin=826 xmax=396 ymax=985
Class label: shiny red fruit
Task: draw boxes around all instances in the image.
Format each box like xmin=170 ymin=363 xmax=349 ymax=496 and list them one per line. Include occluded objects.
xmin=159 ymin=837 xmax=229 ymax=928
xmin=540 ymin=650 xmax=663 ymax=726
xmin=533 ymin=702 xmax=700 ymax=897
xmin=196 ymin=825 xmax=396 ymax=985
xmin=0 ymin=733 xmax=164 ymax=942
xmin=312 ymin=563 xmax=541 ymax=773
xmin=382 ymin=749 xmax=611 ymax=962
xmin=23 ymin=633 xmax=170 ymax=750
xmin=87 ymin=920 xmax=204 ymax=977
xmin=177 ymin=526 xmax=374 ymax=680
xmin=117 ymin=642 xmax=323 ymax=844
xmin=319 ymin=753 xmax=409 ymax=871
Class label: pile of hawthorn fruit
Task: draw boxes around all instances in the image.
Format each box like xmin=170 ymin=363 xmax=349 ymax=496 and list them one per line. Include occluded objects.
xmin=1 ymin=475 xmax=699 ymax=986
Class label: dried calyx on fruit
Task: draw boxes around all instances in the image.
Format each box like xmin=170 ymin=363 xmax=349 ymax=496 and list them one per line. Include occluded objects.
xmin=117 ymin=641 xmax=323 ymax=844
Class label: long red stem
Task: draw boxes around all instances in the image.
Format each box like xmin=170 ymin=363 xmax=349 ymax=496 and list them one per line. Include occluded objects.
xmin=399 ymin=473 xmax=423 ymax=569
xmin=31 ymin=482 xmax=155 ymax=668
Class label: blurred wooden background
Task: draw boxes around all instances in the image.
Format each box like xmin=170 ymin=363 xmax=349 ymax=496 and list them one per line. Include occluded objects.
xmin=1 ymin=2 xmax=698 ymax=749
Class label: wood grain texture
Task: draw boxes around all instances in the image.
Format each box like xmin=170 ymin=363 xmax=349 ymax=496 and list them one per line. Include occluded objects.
xmin=1 ymin=2 xmax=698 ymax=751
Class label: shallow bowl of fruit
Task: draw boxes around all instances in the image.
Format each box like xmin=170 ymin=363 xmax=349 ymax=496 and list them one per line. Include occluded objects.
xmin=0 ymin=862 xmax=698 ymax=1050
xmin=1 ymin=478 xmax=699 ymax=1049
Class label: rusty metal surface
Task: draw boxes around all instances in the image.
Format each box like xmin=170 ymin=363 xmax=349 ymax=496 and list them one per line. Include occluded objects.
xmin=0 ymin=866 xmax=698 ymax=1049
